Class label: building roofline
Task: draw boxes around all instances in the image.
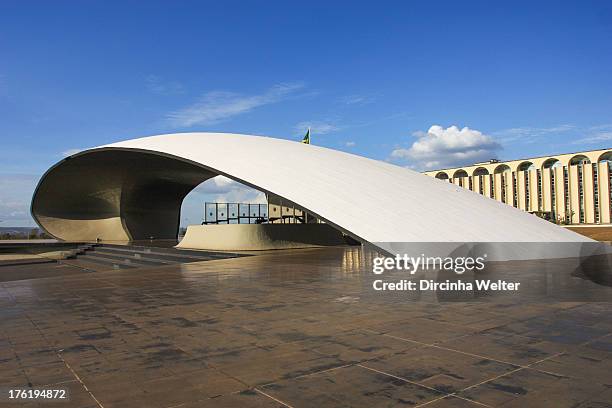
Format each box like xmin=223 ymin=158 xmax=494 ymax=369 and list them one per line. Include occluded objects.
xmin=423 ymin=147 xmax=612 ymax=173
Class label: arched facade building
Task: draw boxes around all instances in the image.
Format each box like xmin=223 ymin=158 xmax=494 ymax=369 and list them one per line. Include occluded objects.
xmin=425 ymin=149 xmax=612 ymax=225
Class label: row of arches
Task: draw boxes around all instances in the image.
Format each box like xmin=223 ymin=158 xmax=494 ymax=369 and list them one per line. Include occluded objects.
xmin=429 ymin=150 xmax=612 ymax=225
xmin=435 ymin=152 xmax=612 ymax=180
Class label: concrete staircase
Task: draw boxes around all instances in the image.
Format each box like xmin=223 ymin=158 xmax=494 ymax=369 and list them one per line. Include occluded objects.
xmin=62 ymin=243 xmax=241 ymax=271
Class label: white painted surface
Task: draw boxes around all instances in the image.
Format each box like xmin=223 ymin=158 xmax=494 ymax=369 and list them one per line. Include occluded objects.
xmin=177 ymin=224 xmax=346 ymax=251
xmin=99 ymin=133 xmax=590 ymax=244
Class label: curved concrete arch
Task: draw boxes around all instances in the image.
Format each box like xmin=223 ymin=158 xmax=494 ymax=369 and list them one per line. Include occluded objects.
xmin=434 ymin=171 xmax=449 ymax=180
xmin=569 ymin=154 xmax=591 ymax=166
xmin=453 ymin=169 xmax=468 ymax=178
xmin=542 ymin=158 xmax=560 ymax=169
xmin=494 ymin=164 xmax=511 ymax=174
xmin=472 ymin=167 xmax=489 ymax=176
xmin=31 ymin=149 xmax=216 ymax=242
xmin=598 ymin=150 xmax=612 ymax=162
xmin=32 ymin=133 xmax=591 ymax=251
xmin=516 ymin=161 xmax=535 ymax=172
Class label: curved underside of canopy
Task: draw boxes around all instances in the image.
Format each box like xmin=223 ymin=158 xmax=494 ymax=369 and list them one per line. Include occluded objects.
xmin=31 ymin=133 xmax=591 ymax=251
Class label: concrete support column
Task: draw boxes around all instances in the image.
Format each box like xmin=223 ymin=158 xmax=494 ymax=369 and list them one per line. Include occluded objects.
xmin=484 ymin=175 xmax=493 ymax=198
xmin=528 ymin=170 xmax=539 ymax=211
xmin=517 ymin=171 xmax=527 ymax=210
xmin=583 ymin=165 xmax=595 ymax=224
xmin=508 ymin=172 xmax=517 ymax=207
xmin=494 ymin=173 xmax=503 ymax=202
xmin=554 ymin=166 xmax=566 ymax=222
xmin=569 ymin=165 xmax=580 ymax=224
xmin=542 ymin=169 xmax=552 ymax=212
xmin=599 ymin=162 xmax=611 ymax=224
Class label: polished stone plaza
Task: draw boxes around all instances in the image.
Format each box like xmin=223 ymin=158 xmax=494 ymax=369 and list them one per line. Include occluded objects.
xmin=1 ymin=247 xmax=612 ymax=407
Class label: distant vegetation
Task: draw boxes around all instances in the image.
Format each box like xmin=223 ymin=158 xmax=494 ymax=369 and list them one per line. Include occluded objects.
xmin=0 ymin=227 xmax=51 ymax=240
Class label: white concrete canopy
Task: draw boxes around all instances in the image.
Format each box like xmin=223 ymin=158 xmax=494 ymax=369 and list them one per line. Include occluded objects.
xmin=32 ymin=133 xmax=593 ymax=255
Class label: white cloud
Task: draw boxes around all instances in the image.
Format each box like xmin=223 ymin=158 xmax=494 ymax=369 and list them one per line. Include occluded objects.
xmin=493 ymin=125 xmax=574 ymax=143
xmin=167 ymin=82 xmax=304 ymax=128
xmin=193 ymin=175 xmax=265 ymax=203
xmin=573 ymin=131 xmax=612 ymax=144
xmin=588 ymin=124 xmax=612 ymax=131
xmin=211 ymin=175 xmax=234 ymax=188
xmin=195 ymin=175 xmax=241 ymax=194
xmin=340 ymin=94 xmax=374 ymax=105
xmin=180 ymin=175 xmax=267 ymax=225
xmin=215 ymin=190 xmax=267 ymax=204
xmin=391 ymin=125 xmax=501 ymax=170
xmin=294 ymin=121 xmax=340 ymax=135
xmin=0 ymin=174 xmax=39 ymax=226
xmin=491 ymin=122 xmax=612 ymax=147
xmin=62 ymin=148 xmax=83 ymax=157
xmin=146 ymin=75 xmax=184 ymax=95
xmin=344 ymin=141 xmax=356 ymax=147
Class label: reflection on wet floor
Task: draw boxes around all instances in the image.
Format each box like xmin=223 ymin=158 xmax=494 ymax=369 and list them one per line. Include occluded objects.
xmin=0 ymin=246 xmax=611 ymax=407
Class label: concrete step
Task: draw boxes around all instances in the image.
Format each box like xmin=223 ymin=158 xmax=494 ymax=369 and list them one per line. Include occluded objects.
xmin=90 ymin=249 xmax=199 ymax=266
xmin=60 ymin=258 xmax=114 ymax=272
xmin=59 ymin=243 xmax=244 ymax=272
xmin=93 ymin=245 xmax=237 ymax=263
xmin=75 ymin=254 xmax=139 ymax=269
xmin=0 ymin=258 xmax=57 ymax=267
xmin=64 ymin=243 xmax=98 ymax=259
xmin=101 ymin=243 xmax=242 ymax=258
xmin=84 ymin=250 xmax=169 ymax=267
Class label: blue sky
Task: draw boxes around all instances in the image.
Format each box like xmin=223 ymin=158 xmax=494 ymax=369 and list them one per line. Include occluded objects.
xmin=1 ymin=1 xmax=611 ymax=227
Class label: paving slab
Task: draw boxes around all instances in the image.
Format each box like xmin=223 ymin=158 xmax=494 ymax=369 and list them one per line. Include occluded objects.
xmin=0 ymin=246 xmax=610 ymax=407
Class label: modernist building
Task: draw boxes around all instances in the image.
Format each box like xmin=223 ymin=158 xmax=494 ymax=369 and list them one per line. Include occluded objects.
xmin=424 ymin=148 xmax=612 ymax=225
xmin=31 ymin=133 xmax=596 ymax=259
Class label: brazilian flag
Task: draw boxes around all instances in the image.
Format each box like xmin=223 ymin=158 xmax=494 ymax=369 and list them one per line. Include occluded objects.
xmin=301 ymin=128 xmax=311 ymax=144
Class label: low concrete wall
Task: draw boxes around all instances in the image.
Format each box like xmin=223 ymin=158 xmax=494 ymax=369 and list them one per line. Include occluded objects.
xmin=176 ymin=223 xmax=347 ymax=251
